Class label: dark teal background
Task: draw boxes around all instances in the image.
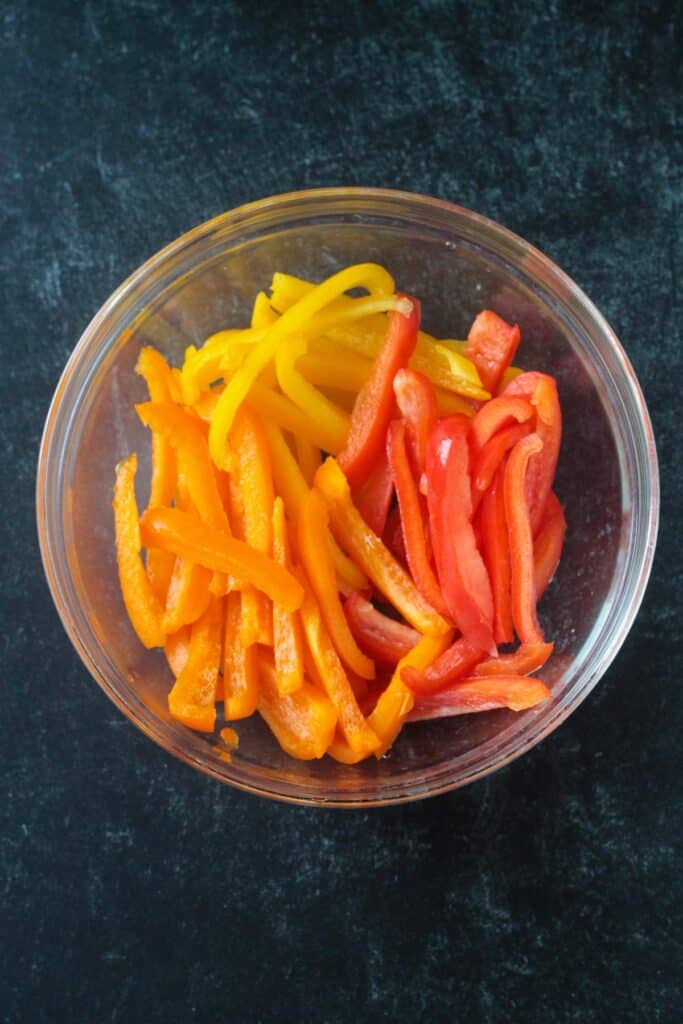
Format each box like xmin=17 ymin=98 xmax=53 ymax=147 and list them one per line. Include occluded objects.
xmin=1 ymin=2 xmax=680 ymax=1021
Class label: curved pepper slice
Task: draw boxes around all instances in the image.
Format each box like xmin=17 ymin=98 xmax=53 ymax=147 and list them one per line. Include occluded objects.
xmin=534 ymin=491 xmax=567 ymax=598
xmin=298 ymin=489 xmax=375 ymax=680
xmin=408 ymin=675 xmax=551 ymax=721
xmin=504 ymin=433 xmax=544 ymax=644
xmin=401 ymin=636 xmax=484 ymax=693
xmin=257 ymin=652 xmax=337 ymax=760
xmin=469 ymin=395 xmax=534 ymax=453
xmin=480 ymin=465 xmax=513 ymax=645
xmin=315 ymin=458 xmax=450 ymax=637
xmin=139 ymin=507 xmax=303 ymax=612
xmin=275 ymin=336 xmax=350 ymax=455
xmin=387 ymin=419 xmax=450 ymax=619
xmin=162 ymin=556 xmax=212 ymax=634
xmin=471 ymin=421 xmax=533 ymax=514
xmin=344 ymin=592 xmax=419 ymax=666
xmin=356 ymin=449 xmax=394 ymax=537
xmin=167 ymin=597 xmax=223 ymax=732
xmin=145 ymin=547 xmax=176 ymax=605
xmin=503 ymin=371 xmax=562 ymax=534
xmin=426 ymin=417 xmax=496 ymax=653
xmin=465 ymin=310 xmax=521 ymax=395
xmin=271 ymin=497 xmax=304 ymax=695
xmin=164 ymin=624 xmax=190 ymax=677
xmin=223 ymin=591 xmax=259 ymax=720
xmin=136 ymin=348 xmax=177 ymax=510
xmin=393 ymin=368 xmax=439 ymax=477
xmin=473 ymin=641 xmax=554 ymax=677
xmin=337 ymin=296 xmax=420 ymax=492
xmin=113 ymin=454 xmax=165 ymax=649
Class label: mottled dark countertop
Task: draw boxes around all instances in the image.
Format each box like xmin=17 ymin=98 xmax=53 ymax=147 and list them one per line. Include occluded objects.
xmin=1 ymin=2 xmax=680 ymax=1021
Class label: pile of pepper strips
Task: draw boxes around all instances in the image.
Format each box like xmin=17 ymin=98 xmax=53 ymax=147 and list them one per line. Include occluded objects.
xmin=113 ymin=264 xmax=566 ymax=763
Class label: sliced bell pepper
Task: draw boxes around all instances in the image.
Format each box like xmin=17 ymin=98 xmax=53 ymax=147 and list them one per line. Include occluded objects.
xmin=469 ymin=395 xmax=534 ymax=453
xmin=356 ymin=449 xmax=394 ymax=537
xmin=297 ymin=580 xmax=380 ymax=757
xmin=387 ymin=419 xmax=450 ymax=619
xmin=251 ymin=290 xmax=278 ymax=328
xmin=250 ymin=384 xmax=343 ymax=454
xmin=113 ymin=454 xmax=166 ymax=649
xmin=257 ymin=652 xmax=337 ymax=760
xmin=344 ymin=592 xmax=419 ymax=666
xmin=337 ymin=296 xmax=420 ymax=492
xmin=298 ymin=348 xmax=371 ymax=394
xmin=139 ymin=507 xmax=303 ymax=612
xmin=275 ymin=335 xmax=350 ymax=455
xmin=473 ymin=641 xmax=554 ymax=677
xmin=534 ymin=491 xmax=566 ymax=598
xmin=315 ymin=458 xmax=450 ymax=637
xmin=271 ymin=497 xmax=304 ymax=695
xmin=471 ymin=420 xmax=533 ymax=514
xmin=401 ymin=636 xmax=484 ymax=693
xmin=298 ymin=489 xmax=375 ymax=680
xmin=167 ymin=597 xmax=223 ymax=732
xmin=480 ymin=466 xmax=513 ymax=645
xmin=145 ymin=547 xmax=176 ymax=604
xmin=222 ymin=590 xmax=259 ymax=719
xmin=367 ymin=632 xmax=454 ymax=756
xmin=383 ymin=505 xmax=407 ymax=566
xmin=503 ymin=371 xmax=562 ymax=534
xmin=161 ymin=556 xmax=212 ymax=634
xmin=136 ymin=347 xmax=177 ymax=510
xmin=164 ymin=624 xmax=190 ymax=677
xmin=408 ymin=675 xmax=551 ymax=721
xmin=465 ymin=310 xmax=521 ymax=395
xmin=393 ymin=368 xmax=438 ymax=477
xmin=294 ymin=435 xmax=322 ymax=487
xmin=426 ymin=417 xmax=495 ymax=654
xmin=504 ymin=433 xmax=545 ymax=644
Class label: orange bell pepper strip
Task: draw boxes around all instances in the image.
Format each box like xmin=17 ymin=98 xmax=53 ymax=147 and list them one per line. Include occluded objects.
xmin=315 ymin=458 xmax=450 ymax=637
xmin=271 ymin=497 xmax=304 ymax=695
xmin=257 ymin=652 xmax=337 ymax=760
xmin=229 ymin=405 xmax=275 ymax=647
xmin=337 ymin=297 xmax=420 ymax=492
xmin=408 ymin=675 xmax=550 ymax=721
xmin=135 ymin=347 xmax=177 ymax=509
xmin=503 ymin=372 xmax=562 ymax=535
xmin=534 ymin=491 xmax=566 ymax=598
xmin=294 ymin=435 xmax=321 ymax=487
xmin=464 ymin=310 xmax=521 ymax=395
xmin=355 ymin=449 xmax=394 ymax=537
xmin=113 ymin=454 xmax=165 ymax=649
xmin=393 ymin=368 xmax=438 ymax=477
xmin=298 ymin=581 xmax=380 ymax=757
xmin=168 ymin=597 xmax=223 ymax=732
xmin=504 ymin=433 xmax=545 ymax=644
xmin=139 ymin=507 xmax=303 ymax=612
xmin=471 ymin=421 xmax=533 ymax=514
xmin=145 ymin=547 xmax=176 ymax=604
xmin=367 ymin=632 xmax=453 ymax=756
xmin=222 ymin=591 xmax=259 ymax=719
xmin=469 ymin=395 xmax=534 ymax=453
xmin=164 ymin=624 xmax=190 ymax=677
xmin=401 ymin=636 xmax=484 ymax=693
xmin=473 ymin=641 xmax=554 ymax=677
xmin=480 ymin=466 xmax=513 ymax=645
xmin=298 ymin=490 xmax=375 ymax=680
xmin=387 ymin=419 xmax=450 ymax=620
xmin=344 ymin=592 xmax=419 ymax=666
xmin=161 ymin=557 xmax=212 ymax=633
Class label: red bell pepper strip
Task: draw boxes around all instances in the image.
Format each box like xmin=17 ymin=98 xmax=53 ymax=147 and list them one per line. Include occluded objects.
xmin=393 ymin=368 xmax=439 ymax=477
xmin=471 ymin=421 xmax=532 ymax=514
xmin=469 ymin=395 xmax=534 ymax=453
xmin=356 ymin=449 xmax=394 ymax=536
xmin=479 ymin=465 xmax=513 ymax=646
xmin=504 ymin=433 xmax=544 ymax=644
xmin=426 ymin=417 xmax=496 ymax=654
xmin=503 ymin=372 xmax=562 ymax=534
xmin=464 ymin=310 xmax=521 ymax=395
xmin=387 ymin=419 xmax=451 ymax=619
xmin=383 ymin=505 xmax=407 ymax=566
xmin=408 ymin=675 xmax=550 ymax=721
xmin=344 ymin=591 xmax=419 ymax=665
xmin=337 ymin=296 xmax=420 ymax=492
xmin=473 ymin=641 xmax=554 ymax=676
xmin=534 ymin=491 xmax=566 ymax=598
xmin=402 ymin=635 xmax=484 ymax=693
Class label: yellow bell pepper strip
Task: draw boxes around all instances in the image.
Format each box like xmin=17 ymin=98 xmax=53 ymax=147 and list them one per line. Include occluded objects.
xmin=407 ymin=675 xmax=551 ymax=721
xmin=167 ymin=597 xmax=223 ymax=733
xmin=315 ymin=458 xmax=450 ymax=637
xmin=229 ymin=405 xmax=275 ymax=647
xmin=135 ymin=347 xmax=177 ymax=509
xmin=337 ymin=297 xmax=420 ymax=493
xmin=208 ymin=263 xmax=395 ymax=469
xmin=222 ymin=591 xmax=259 ymax=719
xmin=257 ymin=651 xmax=337 ymax=760
xmin=161 ymin=556 xmax=212 ymax=634
xmin=262 ymin=421 xmax=369 ymax=593
xmin=297 ymin=579 xmax=380 ymax=757
xmin=139 ymin=507 xmax=303 ymax=612
xmin=498 ymin=365 xmax=523 ymax=393
xmin=434 ymin=388 xmax=477 ymax=418
xmin=250 ymin=383 xmax=342 ymax=453
xmin=298 ymin=348 xmax=371 ymax=394
xmin=272 ymin=497 xmax=304 ymax=696
xmin=113 ymin=454 xmax=166 ymax=649
xmin=164 ymin=624 xmax=190 ymax=677
xmin=294 ymin=434 xmax=321 ymax=486
xmin=251 ymin=290 xmax=278 ymax=328
xmin=298 ymin=489 xmax=375 ymax=680
xmin=504 ymin=433 xmax=545 ymax=644
xmin=180 ymin=327 xmax=267 ymax=404
xmin=367 ymin=632 xmax=454 ymax=756
xmin=275 ymin=336 xmax=350 ymax=454
xmin=145 ymin=547 xmax=176 ymax=604
xmin=268 ymin=271 xmax=312 ymax=312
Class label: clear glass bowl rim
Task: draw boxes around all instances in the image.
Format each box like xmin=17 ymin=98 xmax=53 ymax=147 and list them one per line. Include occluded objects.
xmin=36 ymin=187 xmax=660 ymax=807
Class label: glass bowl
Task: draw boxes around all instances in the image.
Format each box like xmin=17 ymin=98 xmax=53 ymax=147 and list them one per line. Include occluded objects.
xmin=36 ymin=188 xmax=659 ymax=807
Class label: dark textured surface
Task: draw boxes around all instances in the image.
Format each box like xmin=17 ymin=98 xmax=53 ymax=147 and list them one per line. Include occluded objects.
xmin=1 ymin=1 xmax=681 ymax=1021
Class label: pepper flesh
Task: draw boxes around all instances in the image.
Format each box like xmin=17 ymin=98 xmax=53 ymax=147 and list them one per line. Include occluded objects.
xmin=408 ymin=675 xmax=551 ymax=721
xmin=469 ymin=395 xmax=534 ymax=453
xmin=167 ymin=597 xmax=223 ymax=732
xmin=135 ymin=347 xmax=177 ymax=510
xmin=480 ymin=466 xmax=513 ymax=645
xmin=162 ymin=557 xmax=212 ymax=634
xmin=473 ymin=641 xmax=553 ymax=677
xmin=504 ymin=433 xmax=544 ymax=644
xmin=271 ymin=497 xmax=304 ymax=695
xmin=393 ymin=368 xmax=439 ymax=477
xmin=471 ymin=421 xmax=533 ymax=514
xmin=465 ymin=310 xmax=521 ymax=395
xmin=534 ymin=491 xmax=567 ymax=597
xmin=344 ymin=592 xmax=420 ymax=665
xmin=356 ymin=449 xmax=394 ymax=537
xmin=401 ymin=636 xmax=484 ymax=693
xmin=223 ymin=591 xmax=259 ymax=719
xmin=504 ymin=372 xmax=562 ymax=534
xmin=257 ymin=653 xmax=337 ymax=760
